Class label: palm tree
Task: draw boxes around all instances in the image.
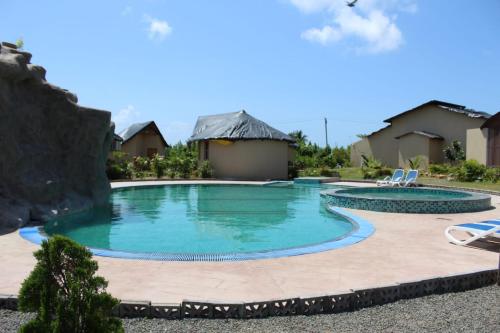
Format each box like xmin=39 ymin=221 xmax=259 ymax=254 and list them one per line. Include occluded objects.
xmin=289 ymin=130 xmax=307 ymax=146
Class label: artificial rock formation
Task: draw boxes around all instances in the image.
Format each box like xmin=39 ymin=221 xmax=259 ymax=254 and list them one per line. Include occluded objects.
xmin=0 ymin=41 xmax=113 ymax=233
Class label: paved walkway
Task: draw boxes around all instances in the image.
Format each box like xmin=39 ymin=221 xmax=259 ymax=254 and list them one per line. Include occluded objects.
xmin=0 ymin=181 xmax=498 ymax=303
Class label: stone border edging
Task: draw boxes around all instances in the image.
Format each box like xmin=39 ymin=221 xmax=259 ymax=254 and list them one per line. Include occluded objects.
xmin=1 ymin=269 xmax=497 ymax=319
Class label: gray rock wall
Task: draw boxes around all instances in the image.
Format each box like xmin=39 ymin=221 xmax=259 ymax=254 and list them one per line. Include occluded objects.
xmin=0 ymin=41 xmax=113 ymax=233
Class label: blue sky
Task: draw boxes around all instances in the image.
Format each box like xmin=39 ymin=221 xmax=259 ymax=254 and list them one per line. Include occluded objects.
xmin=2 ymin=0 xmax=499 ymax=146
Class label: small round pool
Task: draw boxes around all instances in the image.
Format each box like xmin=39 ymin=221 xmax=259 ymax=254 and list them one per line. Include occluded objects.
xmin=21 ymin=184 xmax=374 ymax=261
xmin=322 ymin=187 xmax=491 ymax=214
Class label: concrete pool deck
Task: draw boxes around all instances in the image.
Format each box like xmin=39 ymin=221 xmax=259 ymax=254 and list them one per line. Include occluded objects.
xmin=0 ymin=180 xmax=498 ymax=304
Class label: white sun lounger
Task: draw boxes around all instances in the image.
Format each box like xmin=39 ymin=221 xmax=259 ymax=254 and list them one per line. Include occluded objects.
xmin=376 ymin=169 xmax=404 ymax=187
xmin=445 ymin=220 xmax=500 ymax=246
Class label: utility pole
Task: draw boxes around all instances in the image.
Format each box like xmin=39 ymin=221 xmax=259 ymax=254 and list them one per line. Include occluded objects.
xmin=324 ymin=117 xmax=329 ymax=147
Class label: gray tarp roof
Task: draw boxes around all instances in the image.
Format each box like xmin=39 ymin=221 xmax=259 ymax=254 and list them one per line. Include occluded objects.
xmin=118 ymin=121 xmax=168 ymax=146
xmin=188 ymin=110 xmax=296 ymax=143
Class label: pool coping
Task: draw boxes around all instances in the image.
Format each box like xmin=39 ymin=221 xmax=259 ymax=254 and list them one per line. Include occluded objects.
xmin=19 ymin=195 xmax=375 ymax=261
xmin=1 ymin=268 xmax=497 ymax=319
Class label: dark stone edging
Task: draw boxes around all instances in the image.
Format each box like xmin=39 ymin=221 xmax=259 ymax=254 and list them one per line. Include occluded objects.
xmin=1 ymin=269 xmax=497 ymax=319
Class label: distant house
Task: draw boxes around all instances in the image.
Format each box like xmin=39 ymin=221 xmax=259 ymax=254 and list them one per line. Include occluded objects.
xmin=469 ymin=112 xmax=500 ymax=166
xmin=118 ymin=121 xmax=168 ymax=158
xmin=111 ymin=133 xmax=123 ymax=152
xmin=350 ymin=100 xmax=492 ymax=168
xmin=188 ymin=110 xmax=296 ymax=180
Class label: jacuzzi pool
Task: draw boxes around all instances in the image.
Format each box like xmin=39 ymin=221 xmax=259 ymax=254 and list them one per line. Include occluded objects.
xmin=322 ymin=187 xmax=491 ymax=214
xmin=20 ymin=184 xmax=374 ymax=261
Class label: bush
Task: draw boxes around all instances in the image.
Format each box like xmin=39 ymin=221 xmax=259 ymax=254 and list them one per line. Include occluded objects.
xmin=150 ymin=154 xmax=167 ymax=179
xmin=288 ymin=161 xmax=299 ymax=179
xmin=484 ymin=167 xmax=500 ymax=183
xmin=408 ymin=155 xmax=424 ymax=170
xmin=198 ymin=160 xmax=214 ymax=178
xmin=429 ymin=164 xmax=450 ymax=175
xmin=444 ymin=140 xmax=465 ymax=164
xmin=456 ymin=160 xmax=487 ymax=182
xmin=106 ymin=151 xmax=131 ymax=180
xmin=319 ymin=167 xmax=339 ymax=177
xmin=18 ymin=236 xmax=123 ymax=333
xmin=164 ymin=142 xmax=197 ymax=179
xmin=362 ymin=167 xmax=392 ymax=179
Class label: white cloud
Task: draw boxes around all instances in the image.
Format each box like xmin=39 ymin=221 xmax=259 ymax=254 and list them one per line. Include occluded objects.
xmin=112 ymin=105 xmax=140 ymax=131
xmin=301 ymin=26 xmax=342 ymax=45
xmin=290 ymin=0 xmax=416 ymax=53
xmin=144 ymin=15 xmax=172 ymax=41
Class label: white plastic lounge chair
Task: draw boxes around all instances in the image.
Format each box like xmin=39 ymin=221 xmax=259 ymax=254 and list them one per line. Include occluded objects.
xmin=376 ymin=169 xmax=404 ymax=187
xmin=398 ymin=169 xmax=418 ymax=187
xmin=445 ymin=220 xmax=500 ymax=246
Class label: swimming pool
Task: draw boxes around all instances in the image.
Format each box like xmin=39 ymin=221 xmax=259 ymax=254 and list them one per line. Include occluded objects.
xmin=22 ymin=184 xmax=374 ymax=261
xmin=323 ymin=187 xmax=491 ymax=214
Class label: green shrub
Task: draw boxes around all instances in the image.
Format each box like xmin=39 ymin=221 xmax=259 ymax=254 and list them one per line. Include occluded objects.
xmin=288 ymin=161 xmax=299 ymax=179
xmin=362 ymin=167 xmax=392 ymax=179
xmin=18 ymin=236 xmax=123 ymax=333
xmin=483 ymin=167 xmax=500 ymax=183
xmin=319 ymin=167 xmax=339 ymax=177
xmin=106 ymin=151 xmax=131 ymax=180
xmin=150 ymin=154 xmax=167 ymax=179
xmin=299 ymin=168 xmax=320 ymax=177
xmin=444 ymin=140 xmax=465 ymax=164
xmin=429 ymin=164 xmax=450 ymax=175
xmin=456 ymin=160 xmax=487 ymax=182
xmin=408 ymin=155 xmax=424 ymax=170
xmin=164 ymin=142 xmax=197 ymax=179
xmin=198 ymin=160 xmax=214 ymax=178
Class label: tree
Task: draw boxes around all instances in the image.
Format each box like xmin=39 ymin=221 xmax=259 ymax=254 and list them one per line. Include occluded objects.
xmin=18 ymin=235 xmax=123 ymax=333
xmin=15 ymin=37 xmax=24 ymax=49
xmin=443 ymin=140 xmax=465 ymax=164
xmin=288 ymin=130 xmax=308 ymax=146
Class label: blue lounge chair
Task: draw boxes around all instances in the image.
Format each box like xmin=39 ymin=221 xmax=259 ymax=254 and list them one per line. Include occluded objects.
xmin=376 ymin=169 xmax=404 ymax=187
xmin=398 ymin=169 xmax=418 ymax=187
xmin=445 ymin=220 xmax=500 ymax=245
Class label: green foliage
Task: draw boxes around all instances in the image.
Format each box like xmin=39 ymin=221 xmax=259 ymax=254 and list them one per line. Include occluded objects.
xmin=361 ymin=155 xmax=382 ymax=169
xmin=444 ymin=140 xmax=465 ymax=164
xmin=456 ymin=160 xmax=487 ymax=182
xmin=165 ymin=142 xmax=198 ymax=178
xmin=18 ymin=235 xmax=123 ymax=333
xmin=360 ymin=155 xmax=392 ymax=179
xmin=288 ymin=130 xmax=350 ymax=172
xmin=362 ymin=167 xmax=392 ymax=179
xmin=150 ymin=154 xmax=167 ymax=178
xmin=483 ymin=167 xmax=500 ymax=183
xmin=408 ymin=155 xmax=424 ymax=170
xmin=106 ymin=151 xmax=131 ymax=180
xmin=319 ymin=167 xmax=338 ymax=177
xmin=198 ymin=160 xmax=214 ymax=178
xmin=429 ymin=164 xmax=451 ymax=175
xmin=15 ymin=37 xmax=24 ymax=49
xmin=288 ymin=161 xmax=299 ymax=179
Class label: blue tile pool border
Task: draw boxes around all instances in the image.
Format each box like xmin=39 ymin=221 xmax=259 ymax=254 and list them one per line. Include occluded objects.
xmin=322 ymin=187 xmax=492 ymax=214
xmin=19 ymin=206 xmax=374 ymax=262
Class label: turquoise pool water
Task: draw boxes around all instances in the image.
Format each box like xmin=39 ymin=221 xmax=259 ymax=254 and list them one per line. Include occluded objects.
xmin=44 ymin=184 xmax=355 ymax=255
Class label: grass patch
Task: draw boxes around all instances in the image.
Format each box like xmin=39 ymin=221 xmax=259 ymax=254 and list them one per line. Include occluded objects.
xmin=419 ymin=177 xmax=500 ymax=192
xmin=338 ymin=167 xmax=500 ymax=192
xmin=338 ymin=167 xmax=364 ymax=180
